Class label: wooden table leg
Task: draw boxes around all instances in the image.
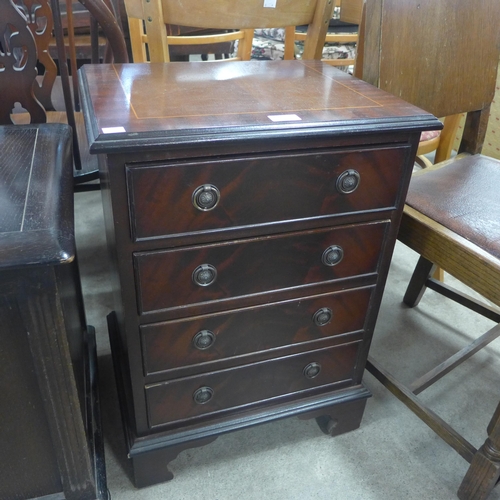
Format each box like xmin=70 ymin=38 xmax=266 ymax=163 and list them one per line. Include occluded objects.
xmin=458 ymin=401 xmax=500 ymax=500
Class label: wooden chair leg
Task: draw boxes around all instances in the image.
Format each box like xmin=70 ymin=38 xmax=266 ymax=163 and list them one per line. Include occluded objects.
xmin=433 ymin=266 xmax=445 ymax=282
xmin=403 ymin=256 xmax=437 ymax=307
xmin=458 ymin=401 xmax=500 ymax=500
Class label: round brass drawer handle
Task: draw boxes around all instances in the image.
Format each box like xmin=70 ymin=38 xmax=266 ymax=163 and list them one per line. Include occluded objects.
xmin=322 ymin=245 xmax=344 ymax=267
xmin=312 ymin=307 xmax=333 ymax=326
xmin=193 ymin=330 xmax=216 ymax=350
xmin=193 ymin=386 xmax=214 ymax=404
xmin=192 ymin=184 xmax=220 ymax=211
xmin=192 ymin=264 xmax=217 ymax=287
xmin=303 ymin=362 xmax=322 ymax=379
xmin=336 ymin=169 xmax=360 ymax=194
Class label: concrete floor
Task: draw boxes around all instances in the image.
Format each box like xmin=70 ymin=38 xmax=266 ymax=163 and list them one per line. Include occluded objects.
xmin=75 ymin=189 xmax=500 ymax=500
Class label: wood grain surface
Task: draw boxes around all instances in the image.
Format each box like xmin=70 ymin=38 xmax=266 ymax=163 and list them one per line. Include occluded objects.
xmin=79 ymin=60 xmax=440 ymax=153
xmin=135 ymin=221 xmax=387 ymax=314
xmin=0 ymin=124 xmax=75 ymax=270
xmin=127 ymin=146 xmax=408 ymax=241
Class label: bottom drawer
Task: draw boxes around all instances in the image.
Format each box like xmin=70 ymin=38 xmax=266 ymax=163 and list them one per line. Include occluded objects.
xmin=146 ymin=341 xmax=360 ymax=428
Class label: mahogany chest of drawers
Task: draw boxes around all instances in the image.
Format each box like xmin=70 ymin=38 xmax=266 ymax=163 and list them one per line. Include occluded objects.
xmin=79 ymin=60 xmax=440 ymax=487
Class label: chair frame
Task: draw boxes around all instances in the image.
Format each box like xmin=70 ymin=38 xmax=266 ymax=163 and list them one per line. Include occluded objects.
xmin=0 ymin=0 xmax=127 ymax=190
xmin=284 ymin=0 xmax=362 ymax=68
xmin=367 ymin=160 xmax=500 ymax=499
xmin=123 ymin=0 xmax=335 ymax=63
xmin=356 ymin=0 xmax=500 ymax=497
xmin=53 ymin=0 xmax=128 ymax=188
xmin=416 ymin=113 xmax=462 ymax=168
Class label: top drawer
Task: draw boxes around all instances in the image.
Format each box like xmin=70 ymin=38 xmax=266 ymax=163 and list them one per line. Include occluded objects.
xmin=126 ymin=146 xmax=409 ymax=241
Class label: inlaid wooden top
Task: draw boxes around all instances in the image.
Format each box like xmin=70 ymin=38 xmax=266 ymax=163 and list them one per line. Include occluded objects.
xmin=0 ymin=124 xmax=74 ymax=270
xmin=79 ymin=60 xmax=441 ymax=153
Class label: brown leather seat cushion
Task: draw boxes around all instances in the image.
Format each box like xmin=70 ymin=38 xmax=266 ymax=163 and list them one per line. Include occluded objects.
xmin=406 ymin=154 xmax=500 ymax=260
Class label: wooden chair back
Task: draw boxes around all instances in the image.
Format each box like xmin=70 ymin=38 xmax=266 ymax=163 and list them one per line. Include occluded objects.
xmin=284 ymin=0 xmax=362 ymax=67
xmin=124 ymin=0 xmax=335 ymax=62
xmin=0 ymin=0 xmax=48 ymax=125
xmin=338 ymin=0 xmax=363 ymax=24
xmin=357 ymin=0 xmax=500 ymax=157
xmin=51 ymin=0 xmax=113 ymax=62
xmin=0 ymin=0 xmax=127 ymax=187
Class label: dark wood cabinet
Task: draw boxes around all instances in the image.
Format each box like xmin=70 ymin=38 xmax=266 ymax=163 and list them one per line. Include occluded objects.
xmin=0 ymin=124 xmax=106 ymax=500
xmin=79 ymin=60 xmax=441 ymax=488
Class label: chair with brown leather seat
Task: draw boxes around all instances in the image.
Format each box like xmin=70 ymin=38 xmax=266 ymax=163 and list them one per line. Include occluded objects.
xmin=355 ymin=0 xmax=500 ymax=498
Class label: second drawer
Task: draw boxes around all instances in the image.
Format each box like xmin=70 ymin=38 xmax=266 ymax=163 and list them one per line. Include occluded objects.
xmin=135 ymin=221 xmax=388 ymax=315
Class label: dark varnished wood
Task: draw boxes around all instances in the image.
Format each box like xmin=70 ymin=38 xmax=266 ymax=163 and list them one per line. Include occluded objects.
xmin=0 ymin=124 xmax=106 ymax=499
xmin=0 ymin=4 xmax=45 ymax=124
xmin=26 ymin=0 xmax=58 ymax=111
xmin=127 ymin=146 xmax=409 ymax=242
xmin=107 ymin=309 xmax=370 ymax=489
xmin=303 ymin=398 xmax=368 ymax=437
xmin=0 ymin=0 xmax=128 ymax=190
xmin=0 ymin=124 xmax=74 ymax=268
xmin=79 ymin=60 xmax=440 ymax=486
xmin=0 ymin=281 xmax=63 ymax=499
xmin=458 ymin=400 xmax=500 ymax=500
xmin=141 ymin=286 xmax=373 ymax=377
xmin=130 ymin=435 xmax=219 ymax=488
xmin=79 ymin=60 xmax=440 ymax=153
xmin=146 ymin=342 xmax=361 ymax=428
xmin=135 ymin=222 xmax=387 ymax=315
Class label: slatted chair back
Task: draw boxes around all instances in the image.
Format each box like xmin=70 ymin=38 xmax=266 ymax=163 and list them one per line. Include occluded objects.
xmin=123 ymin=0 xmax=335 ymax=62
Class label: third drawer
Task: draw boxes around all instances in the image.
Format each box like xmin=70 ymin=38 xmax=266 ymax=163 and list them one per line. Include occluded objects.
xmin=141 ymin=286 xmax=374 ymax=376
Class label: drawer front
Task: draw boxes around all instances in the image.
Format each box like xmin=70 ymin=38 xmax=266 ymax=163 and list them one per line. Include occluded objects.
xmin=146 ymin=342 xmax=360 ymax=427
xmin=141 ymin=287 xmax=373 ymax=375
xmin=127 ymin=146 xmax=408 ymax=241
xmin=135 ymin=222 xmax=388 ymax=314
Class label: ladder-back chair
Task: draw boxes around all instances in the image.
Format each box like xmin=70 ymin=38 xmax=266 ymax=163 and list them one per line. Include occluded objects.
xmin=357 ymin=0 xmax=500 ymax=498
xmin=123 ymin=0 xmax=335 ymax=63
